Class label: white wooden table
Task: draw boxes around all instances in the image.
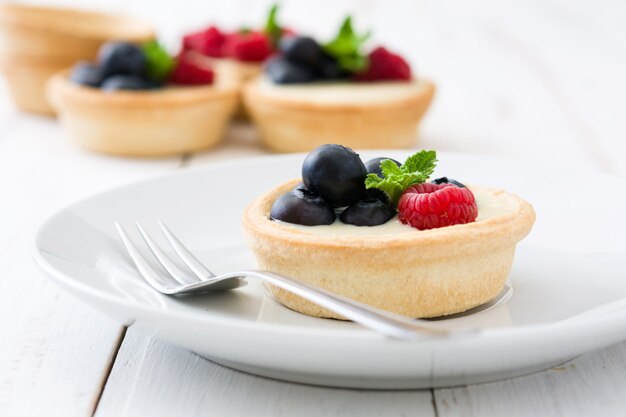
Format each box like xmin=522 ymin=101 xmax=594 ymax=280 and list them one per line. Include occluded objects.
xmin=1 ymin=0 xmax=626 ymax=416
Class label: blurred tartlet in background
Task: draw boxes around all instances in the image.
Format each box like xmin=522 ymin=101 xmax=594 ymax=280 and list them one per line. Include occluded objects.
xmin=48 ymin=41 xmax=238 ymax=157
xmin=244 ymin=17 xmax=435 ymax=153
xmin=0 ymin=3 xmax=154 ymax=115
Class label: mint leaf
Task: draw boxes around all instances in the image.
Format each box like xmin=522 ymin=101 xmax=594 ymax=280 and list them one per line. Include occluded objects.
xmin=380 ymin=159 xmax=402 ymax=177
xmin=403 ymin=150 xmax=437 ymax=179
xmin=264 ymin=3 xmax=282 ymax=46
xmin=323 ymin=16 xmax=370 ymax=72
xmin=142 ymin=41 xmax=175 ymax=81
xmin=365 ymin=150 xmax=438 ymax=206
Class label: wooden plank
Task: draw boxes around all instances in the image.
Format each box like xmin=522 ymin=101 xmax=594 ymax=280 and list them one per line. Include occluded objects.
xmin=95 ymin=327 xmax=436 ymax=417
xmin=0 ymin=90 xmax=182 ymax=416
xmin=435 ymin=341 xmax=626 ymax=417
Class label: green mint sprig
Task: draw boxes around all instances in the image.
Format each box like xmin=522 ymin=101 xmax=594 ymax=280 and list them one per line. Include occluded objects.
xmin=365 ymin=150 xmax=438 ymax=206
xmin=264 ymin=3 xmax=283 ymax=46
xmin=323 ymin=16 xmax=370 ymax=72
xmin=142 ymin=41 xmax=175 ymax=82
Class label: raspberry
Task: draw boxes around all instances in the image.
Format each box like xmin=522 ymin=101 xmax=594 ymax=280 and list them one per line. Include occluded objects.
xmin=183 ymin=26 xmax=226 ymax=58
xmin=398 ymin=183 xmax=478 ymax=230
xmin=223 ymin=32 xmax=274 ymax=62
xmin=354 ymin=46 xmax=412 ymax=82
xmin=169 ymin=52 xmax=214 ymax=85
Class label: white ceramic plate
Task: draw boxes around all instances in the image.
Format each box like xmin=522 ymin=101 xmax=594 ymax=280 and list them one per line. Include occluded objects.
xmin=33 ymin=151 xmax=626 ymax=389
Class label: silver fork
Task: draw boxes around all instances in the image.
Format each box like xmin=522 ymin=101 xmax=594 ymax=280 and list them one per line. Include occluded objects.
xmin=115 ymin=221 xmax=483 ymax=341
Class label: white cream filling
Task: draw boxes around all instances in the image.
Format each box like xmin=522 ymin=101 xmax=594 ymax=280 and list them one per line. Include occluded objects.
xmin=255 ymin=77 xmax=428 ymax=106
xmin=275 ymin=189 xmax=507 ymax=237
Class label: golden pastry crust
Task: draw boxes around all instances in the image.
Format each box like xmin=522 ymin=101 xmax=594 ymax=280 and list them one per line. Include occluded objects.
xmin=243 ymin=78 xmax=435 ymax=152
xmin=47 ymin=71 xmax=238 ymax=157
xmin=243 ymin=179 xmax=535 ymax=319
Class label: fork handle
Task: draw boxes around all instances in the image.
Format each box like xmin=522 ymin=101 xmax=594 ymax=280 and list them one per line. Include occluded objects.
xmin=235 ymin=270 xmax=470 ymax=341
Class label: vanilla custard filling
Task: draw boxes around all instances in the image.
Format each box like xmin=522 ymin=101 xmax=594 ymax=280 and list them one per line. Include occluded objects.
xmin=254 ymin=77 xmax=428 ymax=106
xmin=274 ymin=189 xmax=507 ymax=237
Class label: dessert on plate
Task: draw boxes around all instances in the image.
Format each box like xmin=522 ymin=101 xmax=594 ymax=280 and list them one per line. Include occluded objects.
xmin=243 ymin=145 xmax=535 ymax=319
xmin=244 ymin=18 xmax=435 ymax=152
xmin=48 ymin=41 xmax=237 ymax=157
xmin=181 ymin=4 xmax=290 ymax=117
xmin=0 ymin=3 xmax=154 ymax=115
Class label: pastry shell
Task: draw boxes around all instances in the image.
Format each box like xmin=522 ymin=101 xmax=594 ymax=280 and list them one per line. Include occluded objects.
xmin=243 ymin=78 xmax=435 ymax=153
xmin=47 ymin=71 xmax=238 ymax=157
xmin=0 ymin=4 xmax=154 ymax=115
xmin=243 ymin=179 xmax=535 ymax=319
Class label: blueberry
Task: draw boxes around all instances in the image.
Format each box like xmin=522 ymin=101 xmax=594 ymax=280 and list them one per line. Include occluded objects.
xmin=265 ymin=56 xmax=316 ymax=84
xmin=340 ymin=199 xmax=396 ymax=226
xmin=292 ymin=182 xmax=306 ymax=192
xmin=431 ymin=177 xmax=466 ymax=188
xmin=101 ymin=75 xmax=154 ymax=91
xmin=316 ymin=56 xmax=344 ymax=80
xmin=302 ymin=144 xmax=367 ymax=207
xmin=279 ymin=36 xmax=324 ymax=67
xmin=270 ymin=188 xmax=335 ymax=226
xmin=98 ymin=42 xmax=146 ymax=78
xmin=69 ymin=61 xmax=104 ymax=87
xmin=364 ymin=157 xmax=402 ymax=178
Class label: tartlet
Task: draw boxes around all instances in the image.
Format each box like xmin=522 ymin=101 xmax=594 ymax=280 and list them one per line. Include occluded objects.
xmin=0 ymin=4 xmax=154 ymax=115
xmin=242 ymin=16 xmax=436 ymax=152
xmin=47 ymin=71 xmax=238 ymax=157
xmin=244 ymin=77 xmax=436 ymax=153
xmin=243 ymin=179 xmax=535 ymax=319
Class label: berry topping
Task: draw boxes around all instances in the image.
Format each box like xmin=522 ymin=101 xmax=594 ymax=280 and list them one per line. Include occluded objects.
xmin=183 ymin=26 xmax=226 ymax=57
xmin=431 ymin=177 xmax=466 ymax=188
xmin=263 ymin=4 xmax=288 ymax=46
xmin=354 ymin=46 xmax=411 ymax=82
xmin=98 ymin=42 xmax=146 ymax=78
xmin=364 ymin=157 xmax=402 ymax=201
xmin=223 ymin=32 xmax=274 ymax=62
xmin=142 ymin=41 xmax=176 ymax=81
xmin=169 ymin=52 xmax=215 ymax=85
xmin=398 ymin=183 xmax=478 ymax=230
xmin=270 ymin=188 xmax=336 ymax=226
xmin=322 ymin=17 xmax=370 ymax=73
xmin=340 ymin=199 xmax=396 ymax=226
xmin=302 ymin=144 xmax=367 ymax=207
xmin=101 ymin=75 xmax=155 ymax=91
xmin=267 ymin=36 xmax=345 ymax=83
xmin=69 ymin=62 xmax=104 ymax=87
xmin=265 ymin=56 xmax=316 ymax=84
xmin=279 ymin=36 xmax=323 ymax=67
xmin=260 ymin=15 xmax=415 ymax=85
xmin=365 ymin=150 xmax=437 ymax=205
xmin=316 ymin=53 xmax=346 ymax=80
xmin=364 ymin=157 xmax=402 ymax=178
